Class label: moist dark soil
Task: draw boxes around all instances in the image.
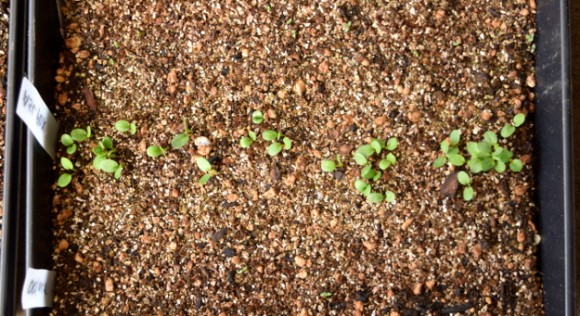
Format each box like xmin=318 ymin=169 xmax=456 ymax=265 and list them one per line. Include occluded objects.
xmin=50 ymin=1 xmax=541 ymax=315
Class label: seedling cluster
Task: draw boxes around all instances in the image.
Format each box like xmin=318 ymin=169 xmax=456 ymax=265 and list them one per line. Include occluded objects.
xmin=434 ymin=114 xmax=527 ymax=201
xmin=238 ymin=110 xmax=293 ymax=157
xmin=352 ymin=137 xmax=398 ymax=203
xmin=57 ymin=120 xmax=138 ymax=188
xmin=57 ymin=126 xmax=91 ymax=187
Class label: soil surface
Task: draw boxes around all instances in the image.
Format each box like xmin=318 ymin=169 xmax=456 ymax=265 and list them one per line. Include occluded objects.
xmin=51 ymin=1 xmax=541 ymax=315
xmin=0 ymin=0 xmax=9 ymax=239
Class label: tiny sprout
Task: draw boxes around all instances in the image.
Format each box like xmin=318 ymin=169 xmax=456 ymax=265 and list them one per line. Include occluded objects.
xmin=240 ymin=130 xmax=257 ymax=148
xmin=320 ymin=292 xmax=332 ymax=298
xmin=354 ymin=179 xmax=372 ymax=197
xmin=343 ymin=21 xmax=352 ymax=33
xmin=463 ymin=186 xmax=474 ymax=201
xmin=236 ymin=266 xmax=249 ymax=274
xmin=57 ymin=174 xmax=72 ymax=187
xmin=196 ymin=157 xmax=218 ymax=185
xmin=509 ymin=159 xmax=523 ymax=172
xmin=115 ymin=120 xmax=137 ymax=135
xmin=262 ymin=130 xmax=291 ymax=156
xmin=66 ymin=143 xmax=77 ymax=155
xmin=171 ymin=118 xmax=194 ymax=149
xmin=252 ymin=111 xmax=264 ymax=124
xmin=147 ymin=145 xmax=167 ymax=158
xmin=321 ymin=160 xmax=336 ymax=173
xmin=265 ymin=4 xmax=272 ymax=13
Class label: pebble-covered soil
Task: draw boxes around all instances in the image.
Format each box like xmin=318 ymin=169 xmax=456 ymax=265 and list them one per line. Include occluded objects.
xmin=51 ymin=1 xmax=541 ymax=315
xmin=0 ymin=0 xmax=10 ymax=239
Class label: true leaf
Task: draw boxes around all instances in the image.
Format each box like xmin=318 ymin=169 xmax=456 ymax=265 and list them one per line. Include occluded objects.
xmin=199 ymin=174 xmax=212 ymax=185
xmin=463 ymin=187 xmax=474 ymax=201
xmin=57 ymin=174 xmax=72 ymax=187
xmin=483 ymin=131 xmax=498 ymax=145
xmin=262 ymin=130 xmax=279 ymax=141
xmin=480 ymin=157 xmax=495 ymax=172
xmin=433 ymin=156 xmax=447 ymax=168
xmin=100 ymin=159 xmax=119 ymax=173
xmin=495 ymin=161 xmax=506 ymax=173
xmin=114 ymin=120 xmax=131 ymax=132
xmin=61 ymin=134 xmax=74 ymax=147
xmin=321 ymin=160 xmax=336 ymax=172
xmin=513 ymin=113 xmax=526 ymax=127
xmin=440 ymin=140 xmax=450 ymax=154
xmin=71 ymin=128 xmax=88 ymax=142
xmin=367 ymin=192 xmax=384 ymax=203
xmin=447 ymin=153 xmax=465 ymax=166
xmin=466 ymin=142 xmax=479 ymax=157
xmin=477 ymin=141 xmax=492 ymax=155
xmin=385 ymin=191 xmax=395 ymax=203
xmin=457 ymin=171 xmax=470 ymax=185
xmin=171 ymin=133 xmax=189 ymax=149
xmin=386 ymin=137 xmax=398 ymax=151
xmin=469 ymin=159 xmax=483 ymax=173
xmin=501 ymin=124 xmax=516 ymax=138
xmin=61 ymin=157 xmax=74 ymax=170
xmin=196 ymin=157 xmax=212 ymax=172
xmin=449 ymin=129 xmax=461 ymax=145
xmin=267 ymin=142 xmax=284 ymax=156
xmin=240 ymin=137 xmax=253 ymax=148
xmin=510 ymin=159 xmax=523 ymax=172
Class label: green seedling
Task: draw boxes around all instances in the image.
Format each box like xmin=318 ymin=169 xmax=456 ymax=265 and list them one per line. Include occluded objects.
xmin=433 ymin=129 xmax=464 ymax=168
xmin=262 ymin=130 xmax=292 ymax=156
xmin=321 ymin=155 xmax=343 ymax=173
xmin=240 ymin=130 xmax=257 ymax=148
xmin=236 ymin=266 xmax=249 ymax=274
xmin=343 ymin=21 xmax=352 ymax=33
xmin=171 ymin=118 xmax=194 ymax=149
xmin=92 ymin=137 xmax=123 ymax=179
xmin=146 ymin=145 xmax=168 ymax=158
xmin=457 ymin=171 xmax=474 ymax=201
xmin=60 ymin=126 xmax=91 ymax=154
xmin=320 ymin=292 xmax=332 ymax=298
xmin=57 ymin=157 xmax=75 ymax=187
xmin=114 ymin=120 xmax=137 ymax=135
xmin=252 ymin=111 xmax=264 ymax=124
xmin=265 ymin=4 xmax=272 ymax=13
xmin=196 ymin=157 xmax=218 ymax=185
xmin=500 ymin=113 xmax=526 ymax=138
xmin=353 ymin=137 xmax=398 ymax=203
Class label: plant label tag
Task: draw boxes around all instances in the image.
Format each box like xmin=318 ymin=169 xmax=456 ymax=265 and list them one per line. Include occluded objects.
xmin=16 ymin=77 xmax=59 ymax=159
xmin=21 ymin=268 xmax=56 ymax=309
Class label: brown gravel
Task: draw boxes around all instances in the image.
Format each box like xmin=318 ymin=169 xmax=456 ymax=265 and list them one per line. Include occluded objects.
xmin=50 ymin=1 xmax=541 ymax=315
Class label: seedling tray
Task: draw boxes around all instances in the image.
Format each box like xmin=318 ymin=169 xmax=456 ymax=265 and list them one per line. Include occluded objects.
xmin=0 ymin=0 xmax=574 ymax=314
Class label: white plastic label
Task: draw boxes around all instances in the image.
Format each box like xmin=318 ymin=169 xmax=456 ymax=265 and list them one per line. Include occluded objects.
xmin=21 ymin=268 xmax=56 ymax=309
xmin=15 ymin=77 xmax=59 ymax=159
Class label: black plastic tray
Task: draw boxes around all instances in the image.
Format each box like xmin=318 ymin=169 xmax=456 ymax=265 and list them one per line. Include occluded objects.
xmin=0 ymin=0 xmax=574 ymax=314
